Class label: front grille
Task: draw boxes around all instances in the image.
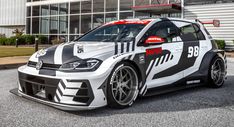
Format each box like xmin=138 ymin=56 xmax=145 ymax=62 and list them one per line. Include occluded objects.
xmin=27 ymin=61 xmax=61 ymax=70
xmin=18 ymin=72 xmax=61 ymax=101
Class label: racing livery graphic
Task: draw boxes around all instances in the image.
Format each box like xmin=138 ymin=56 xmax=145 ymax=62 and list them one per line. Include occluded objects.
xmin=11 ymin=18 xmax=227 ymax=110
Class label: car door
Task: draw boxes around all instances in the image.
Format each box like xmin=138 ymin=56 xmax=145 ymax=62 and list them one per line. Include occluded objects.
xmin=172 ymin=21 xmax=209 ymax=80
xmin=140 ymin=21 xmax=184 ymax=89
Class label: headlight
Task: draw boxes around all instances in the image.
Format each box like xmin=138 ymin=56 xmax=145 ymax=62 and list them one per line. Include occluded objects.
xmin=59 ymin=59 xmax=102 ymax=72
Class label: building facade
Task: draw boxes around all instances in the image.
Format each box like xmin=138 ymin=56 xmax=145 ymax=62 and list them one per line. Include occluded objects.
xmin=0 ymin=0 xmax=233 ymax=45
xmin=0 ymin=0 xmax=27 ymax=37
xmin=26 ymin=0 xmax=181 ymax=42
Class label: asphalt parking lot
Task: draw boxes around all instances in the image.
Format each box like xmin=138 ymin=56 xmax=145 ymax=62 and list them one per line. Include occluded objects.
xmin=0 ymin=58 xmax=234 ymax=127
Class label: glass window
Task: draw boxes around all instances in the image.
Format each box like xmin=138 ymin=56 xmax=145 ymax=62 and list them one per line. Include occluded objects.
xmin=41 ymin=5 xmax=49 ymax=16
xmin=193 ymin=24 xmax=206 ymax=40
xmin=50 ymin=4 xmax=58 ymax=15
xmin=93 ymin=0 xmax=104 ymax=12
xmin=59 ymin=16 xmax=68 ymax=34
xmin=93 ymin=14 xmax=104 ymax=28
xmin=135 ymin=12 xmax=150 ymax=18
xmin=32 ymin=6 xmax=40 ymax=16
xmin=70 ymin=2 xmax=80 ymax=14
xmin=105 ymin=13 xmax=117 ymax=23
xmin=70 ymin=15 xmax=80 ymax=34
xmin=59 ymin=3 xmax=68 ymax=15
xmin=70 ymin=35 xmax=80 ymax=41
xmin=26 ymin=18 xmax=31 ymax=34
xmin=27 ymin=7 xmax=31 ymax=17
xmin=41 ymin=17 xmax=49 ymax=34
xmin=49 ymin=35 xmax=58 ymax=44
xmin=135 ymin=0 xmax=150 ymax=6
xmin=77 ymin=24 xmax=145 ymax=42
xmin=120 ymin=12 xmax=133 ymax=19
xmin=151 ymin=0 xmax=168 ymax=4
xmin=180 ymin=24 xmax=198 ymax=41
xmin=106 ymin=0 xmax=118 ymax=12
xmin=50 ymin=16 xmax=58 ymax=34
xmin=59 ymin=35 xmax=68 ymax=42
xmin=120 ymin=0 xmax=133 ymax=11
xmin=140 ymin=21 xmax=180 ymax=44
xmin=81 ymin=1 xmax=91 ymax=13
xmin=81 ymin=15 xmax=92 ymax=34
xmin=32 ymin=18 xmax=39 ymax=34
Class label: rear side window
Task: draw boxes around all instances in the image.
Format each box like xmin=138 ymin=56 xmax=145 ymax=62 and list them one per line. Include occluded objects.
xmin=193 ymin=24 xmax=206 ymax=40
xmin=174 ymin=21 xmax=206 ymax=41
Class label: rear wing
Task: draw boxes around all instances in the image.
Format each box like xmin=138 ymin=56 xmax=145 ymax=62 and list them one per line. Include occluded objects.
xmin=195 ymin=19 xmax=220 ymax=27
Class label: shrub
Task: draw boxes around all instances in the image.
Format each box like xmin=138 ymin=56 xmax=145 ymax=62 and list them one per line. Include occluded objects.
xmin=22 ymin=35 xmax=35 ymax=45
xmin=17 ymin=36 xmax=26 ymax=45
xmin=5 ymin=36 xmax=17 ymax=45
xmin=37 ymin=35 xmax=48 ymax=44
xmin=215 ymin=40 xmax=225 ymax=49
xmin=0 ymin=37 xmax=7 ymax=45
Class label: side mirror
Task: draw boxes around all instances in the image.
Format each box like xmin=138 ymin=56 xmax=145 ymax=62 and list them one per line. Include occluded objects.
xmin=145 ymin=36 xmax=164 ymax=45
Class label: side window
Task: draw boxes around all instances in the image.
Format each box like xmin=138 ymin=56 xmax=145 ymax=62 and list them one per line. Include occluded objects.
xmin=193 ymin=24 xmax=206 ymax=40
xmin=180 ymin=24 xmax=198 ymax=41
xmin=139 ymin=21 xmax=180 ymax=45
xmin=178 ymin=22 xmax=206 ymax=41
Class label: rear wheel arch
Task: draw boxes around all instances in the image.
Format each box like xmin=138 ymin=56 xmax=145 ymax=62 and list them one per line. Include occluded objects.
xmin=198 ymin=50 xmax=226 ymax=80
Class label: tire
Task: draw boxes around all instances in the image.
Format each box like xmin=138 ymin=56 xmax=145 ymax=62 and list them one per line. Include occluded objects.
xmin=208 ymin=56 xmax=226 ymax=88
xmin=107 ymin=62 xmax=139 ymax=109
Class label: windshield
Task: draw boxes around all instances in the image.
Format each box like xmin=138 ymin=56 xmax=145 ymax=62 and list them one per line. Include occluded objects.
xmin=76 ymin=24 xmax=145 ymax=43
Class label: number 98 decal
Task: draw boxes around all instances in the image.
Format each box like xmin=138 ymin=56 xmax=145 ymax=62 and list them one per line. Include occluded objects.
xmin=188 ymin=46 xmax=199 ymax=58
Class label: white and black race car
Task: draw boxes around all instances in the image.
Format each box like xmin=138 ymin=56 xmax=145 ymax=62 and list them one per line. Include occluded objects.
xmin=11 ymin=18 xmax=227 ymax=110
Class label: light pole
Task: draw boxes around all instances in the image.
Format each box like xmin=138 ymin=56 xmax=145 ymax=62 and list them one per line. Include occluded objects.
xmin=15 ymin=38 xmax=18 ymax=48
xmin=35 ymin=37 xmax=39 ymax=52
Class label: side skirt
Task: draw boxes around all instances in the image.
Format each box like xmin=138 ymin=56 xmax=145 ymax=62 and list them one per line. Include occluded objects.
xmin=143 ymin=75 xmax=206 ymax=97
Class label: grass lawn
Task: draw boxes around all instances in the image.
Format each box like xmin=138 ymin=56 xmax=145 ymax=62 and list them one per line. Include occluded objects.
xmin=0 ymin=46 xmax=36 ymax=58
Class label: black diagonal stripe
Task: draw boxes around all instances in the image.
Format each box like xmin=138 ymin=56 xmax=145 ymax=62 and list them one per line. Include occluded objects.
xmin=60 ymin=80 xmax=66 ymax=89
xmin=127 ymin=55 xmax=132 ymax=59
xmin=155 ymin=57 xmax=161 ymax=67
xmin=170 ymin=55 xmax=174 ymax=60
xmin=55 ymin=94 xmax=60 ymax=102
xmin=160 ymin=55 xmax=166 ymax=64
xmin=146 ymin=59 xmax=156 ymax=78
xmin=126 ymin=42 xmax=130 ymax=52
xmin=114 ymin=42 xmax=118 ymax=55
xmin=121 ymin=43 xmax=124 ymax=53
xmin=58 ymin=87 xmax=63 ymax=96
xmin=165 ymin=53 xmax=171 ymax=62
xmin=132 ymin=41 xmax=135 ymax=51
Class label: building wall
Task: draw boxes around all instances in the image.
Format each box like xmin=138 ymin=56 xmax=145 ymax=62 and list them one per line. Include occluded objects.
xmin=184 ymin=3 xmax=234 ymax=44
xmin=0 ymin=0 xmax=26 ymax=37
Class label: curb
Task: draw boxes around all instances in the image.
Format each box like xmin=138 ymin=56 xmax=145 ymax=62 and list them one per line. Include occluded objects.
xmin=0 ymin=63 xmax=26 ymax=70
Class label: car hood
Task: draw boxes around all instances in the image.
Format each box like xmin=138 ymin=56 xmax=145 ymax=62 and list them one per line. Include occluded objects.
xmin=32 ymin=42 xmax=116 ymax=64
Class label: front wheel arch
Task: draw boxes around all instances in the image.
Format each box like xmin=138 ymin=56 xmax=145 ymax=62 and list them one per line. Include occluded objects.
xmin=106 ymin=61 xmax=140 ymax=108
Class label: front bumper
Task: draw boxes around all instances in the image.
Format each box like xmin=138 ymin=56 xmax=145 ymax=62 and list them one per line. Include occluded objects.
xmin=10 ymin=88 xmax=99 ymax=110
xmin=12 ymin=65 xmax=110 ymax=110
